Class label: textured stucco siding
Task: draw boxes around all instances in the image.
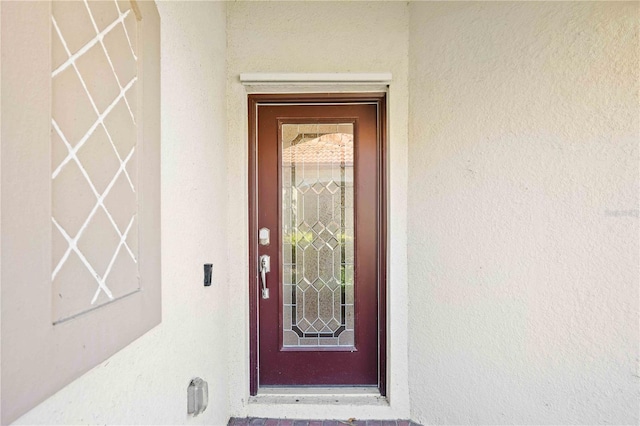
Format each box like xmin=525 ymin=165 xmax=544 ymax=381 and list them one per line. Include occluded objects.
xmin=408 ymin=2 xmax=639 ymax=424
xmin=14 ymin=2 xmax=230 ymax=424
xmin=8 ymin=1 xmax=639 ymax=425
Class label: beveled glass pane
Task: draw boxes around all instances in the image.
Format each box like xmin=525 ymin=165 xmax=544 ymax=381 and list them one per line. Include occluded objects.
xmin=281 ymin=123 xmax=354 ymax=347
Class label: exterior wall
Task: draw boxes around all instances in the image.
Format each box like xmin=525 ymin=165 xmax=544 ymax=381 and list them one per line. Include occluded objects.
xmin=226 ymin=2 xmax=411 ymax=420
xmin=13 ymin=2 xmax=229 ymax=424
xmin=408 ymin=2 xmax=639 ymax=425
xmin=2 ymin=2 xmax=161 ymax=422
xmin=6 ymin=2 xmax=638 ymax=425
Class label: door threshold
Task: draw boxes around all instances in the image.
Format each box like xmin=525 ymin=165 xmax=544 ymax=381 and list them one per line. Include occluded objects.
xmin=257 ymin=386 xmax=380 ymax=396
xmin=250 ymin=387 xmax=387 ymax=407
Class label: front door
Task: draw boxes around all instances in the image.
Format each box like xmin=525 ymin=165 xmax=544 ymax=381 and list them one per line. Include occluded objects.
xmin=249 ymin=94 xmax=386 ymax=393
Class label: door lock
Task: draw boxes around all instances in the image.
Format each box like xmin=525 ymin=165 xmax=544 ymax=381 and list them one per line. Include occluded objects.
xmin=259 ymin=227 xmax=270 ymax=246
xmin=259 ymin=255 xmax=270 ymax=299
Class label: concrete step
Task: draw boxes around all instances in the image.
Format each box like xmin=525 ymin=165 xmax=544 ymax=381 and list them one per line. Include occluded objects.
xmin=228 ymin=418 xmax=422 ymax=426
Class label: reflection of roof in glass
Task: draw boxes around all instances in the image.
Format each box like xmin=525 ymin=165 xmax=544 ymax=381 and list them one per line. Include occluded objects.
xmin=283 ymin=133 xmax=353 ymax=166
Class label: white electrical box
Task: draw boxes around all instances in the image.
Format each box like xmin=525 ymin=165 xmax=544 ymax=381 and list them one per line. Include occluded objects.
xmin=187 ymin=377 xmax=208 ymax=416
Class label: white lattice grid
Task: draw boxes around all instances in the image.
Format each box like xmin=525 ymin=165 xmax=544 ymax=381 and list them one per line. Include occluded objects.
xmin=51 ymin=0 xmax=138 ymax=309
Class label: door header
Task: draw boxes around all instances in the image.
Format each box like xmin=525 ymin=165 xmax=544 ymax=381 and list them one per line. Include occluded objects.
xmin=240 ymin=73 xmax=392 ymax=85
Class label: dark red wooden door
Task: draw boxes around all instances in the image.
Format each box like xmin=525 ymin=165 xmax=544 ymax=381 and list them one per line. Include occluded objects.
xmin=251 ymin=96 xmax=385 ymax=390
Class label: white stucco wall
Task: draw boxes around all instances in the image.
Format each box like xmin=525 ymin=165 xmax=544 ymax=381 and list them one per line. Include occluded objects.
xmin=407 ymin=2 xmax=639 ymax=425
xmin=225 ymin=1 xmax=411 ymax=420
xmin=7 ymin=2 xmax=639 ymax=425
xmin=14 ymin=2 xmax=230 ymax=424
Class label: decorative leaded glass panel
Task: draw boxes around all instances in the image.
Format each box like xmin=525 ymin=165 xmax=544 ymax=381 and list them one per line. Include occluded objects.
xmin=282 ymin=123 xmax=355 ymax=347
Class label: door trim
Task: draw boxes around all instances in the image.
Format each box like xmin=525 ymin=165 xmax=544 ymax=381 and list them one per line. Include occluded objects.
xmin=248 ymin=93 xmax=387 ymax=395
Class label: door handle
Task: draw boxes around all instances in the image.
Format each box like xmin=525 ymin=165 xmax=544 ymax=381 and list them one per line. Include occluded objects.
xmin=259 ymin=255 xmax=270 ymax=299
